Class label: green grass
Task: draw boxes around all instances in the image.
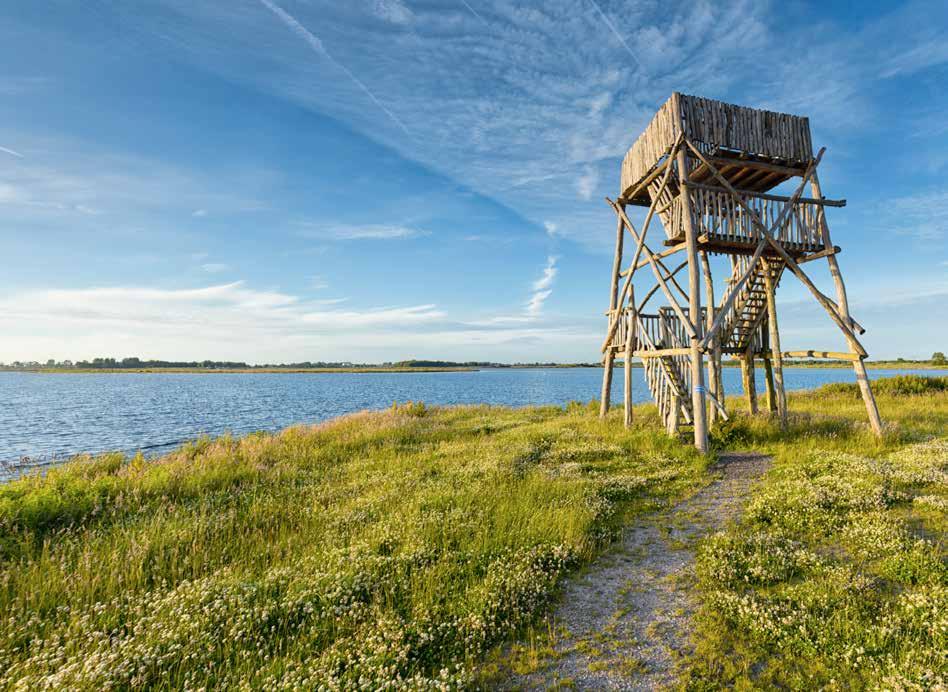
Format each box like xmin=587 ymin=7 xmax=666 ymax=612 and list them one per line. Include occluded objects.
xmin=0 ymin=400 xmax=707 ymax=688
xmin=685 ymin=376 xmax=948 ymax=689
xmin=0 ymin=379 xmax=944 ymax=689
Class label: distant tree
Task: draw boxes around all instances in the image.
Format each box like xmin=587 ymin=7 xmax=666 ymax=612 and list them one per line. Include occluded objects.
xmin=933 ymin=351 xmax=946 ymax=364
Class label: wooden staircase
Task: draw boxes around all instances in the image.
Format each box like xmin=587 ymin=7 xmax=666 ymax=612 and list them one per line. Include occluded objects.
xmin=719 ymin=257 xmax=784 ymax=354
xmin=631 ymin=308 xmax=702 ymax=428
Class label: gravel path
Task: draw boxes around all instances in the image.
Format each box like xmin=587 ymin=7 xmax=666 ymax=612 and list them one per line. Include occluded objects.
xmin=501 ymin=452 xmax=771 ymax=690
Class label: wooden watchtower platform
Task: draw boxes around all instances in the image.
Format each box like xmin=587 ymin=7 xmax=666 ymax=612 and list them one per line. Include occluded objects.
xmin=600 ymin=93 xmax=882 ymax=451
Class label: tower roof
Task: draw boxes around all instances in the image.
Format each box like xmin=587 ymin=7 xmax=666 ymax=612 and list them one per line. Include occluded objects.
xmin=620 ymin=93 xmax=813 ymax=201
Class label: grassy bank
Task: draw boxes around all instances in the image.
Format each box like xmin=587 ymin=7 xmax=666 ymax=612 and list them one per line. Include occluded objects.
xmin=685 ymin=376 xmax=947 ymax=689
xmin=0 ymin=401 xmax=706 ymax=688
xmin=0 ymin=379 xmax=944 ymax=688
xmin=28 ymin=366 xmax=479 ymax=374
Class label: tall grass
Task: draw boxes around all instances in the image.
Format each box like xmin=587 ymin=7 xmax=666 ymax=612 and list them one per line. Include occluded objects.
xmin=0 ymin=402 xmax=706 ymax=688
xmin=685 ymin=377 xmax=948 ymax=689
xmin=1 ymin=381 xmax=943 ymax=688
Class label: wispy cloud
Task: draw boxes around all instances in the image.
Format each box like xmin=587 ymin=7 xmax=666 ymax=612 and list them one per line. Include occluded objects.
xmin=371 ymin=0 xmax=413 ymax=25
xmin=586 ymin=0 xmax=642 ymax=68
xmin=257 ymin=0 xmax=410 ymax=135
xmin=576 ymin=165 xmax=599 ymax=201
xmin=0 ymin=279 xmax=596 ymax=362
xmin=0 ymin=145 xmax=23 ymax=158
xmin=299 ymin=223 xmax=428 ymax=240
xmin=883 ymin=189 xmax=948 ymax=241
xmin=201 ymin=262 xmax=229 ymax=273
xmin=526 ymin=255 xmax=558 ymax=316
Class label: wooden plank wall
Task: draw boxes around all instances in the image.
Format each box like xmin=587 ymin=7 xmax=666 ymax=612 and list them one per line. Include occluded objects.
xmin=620 ymin=94 xmax=813 ymax=196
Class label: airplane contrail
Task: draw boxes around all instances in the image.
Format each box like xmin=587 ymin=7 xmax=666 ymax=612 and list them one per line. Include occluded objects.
xmin=258 ymin=0 xmax=410 ymax=136
xmin=0 ymin=145 xmax=23 ymax=158
xmin=587 ymin=0 xmax=642 ymax=69
xmin=459 ymin=0 xmax=488 ymax=26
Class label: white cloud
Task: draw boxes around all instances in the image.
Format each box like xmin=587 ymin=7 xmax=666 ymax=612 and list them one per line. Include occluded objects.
xmin=543 ymin=221 xmax=558 ymax=237
xmin=192 ymin=208 xmax=208 ymax=217
xmin=309 ymin=275 xmax=329 ymax=289
xmin=0 ymin=280 xmax=599 ymax=362
xmin=371 ymin=0 xmax=413 ymax=25
xmin=576 ymin=165 xmax=599 ymax=201
xmin=526 ymin=255 xmax=558 ymax=316
xmin=0 ymin=145 xmax=23 ymax=158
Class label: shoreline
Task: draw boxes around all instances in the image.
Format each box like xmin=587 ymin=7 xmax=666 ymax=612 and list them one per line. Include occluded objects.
xmin=7 ymin=361 xmax=947 ymax=374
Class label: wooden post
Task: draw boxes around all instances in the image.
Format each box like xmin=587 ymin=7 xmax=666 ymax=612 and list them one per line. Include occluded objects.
xmin=741 ymin=351 xmax=758 ymax=414
xmin=624 ymin=335 xmax=633 ymax=429
xmin=762 ymin=356 xmax=778 ymax=413
xmin=763 ymin=262 xmax=788 ymax=427
xmin=675 ymin=141 xmax=709 ymax=453
xmin=700 ymin=251 xmax=720 ymax=425
xmin=623 ymin=287 xmax=636 ymax=428
xmin=600 ymin=213 xmax=625 ymax=418
xmin=810 ymin=172 xmax=883 ymax=436
xmin=667 ymin=392 xmax=680 ymax=436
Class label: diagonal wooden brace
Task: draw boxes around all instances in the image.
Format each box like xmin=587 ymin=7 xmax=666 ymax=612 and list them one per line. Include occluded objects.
xmin=600 ymin=137 xmax=685 ymax=353
xmin=609 ymin=199 xmax=699 ymax=341
xmin=685 ymin=140 xmax=867 ymax=356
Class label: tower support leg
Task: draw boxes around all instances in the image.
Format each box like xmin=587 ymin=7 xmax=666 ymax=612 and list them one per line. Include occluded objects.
xmin=763 ymin=357 xmax=778 ymax=413
xmin=600 ymin=353 xmax=615 ymax=418
xmin=700 ymin=251 xmax=720 ymax=426
xmin=763 ymin=264 xmax=788 ymax=427
xmin=600 ymin=215 xmax=625 ymax=419
xmin=676 ymin=146 xmax=709 ymax=453
xmin=623 ymin=316 xmax=634 ymax=428
xmin=667 ymin=393 xmax=680 ymax=436
xmin=741 ymin=352 xmax=758 ymax=414
xmin=810 ymin=173 xmax=883 ymax=436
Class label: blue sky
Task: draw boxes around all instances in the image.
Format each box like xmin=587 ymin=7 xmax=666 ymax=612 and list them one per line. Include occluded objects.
xmin=0 ymin=0 xmax=945 ymax=363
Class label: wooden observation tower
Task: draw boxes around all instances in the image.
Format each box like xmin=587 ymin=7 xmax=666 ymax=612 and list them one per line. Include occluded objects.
xmin=599 ymin=93 xmax=882 ymax=452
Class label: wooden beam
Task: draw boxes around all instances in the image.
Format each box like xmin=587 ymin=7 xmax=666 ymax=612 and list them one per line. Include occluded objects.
xmin=683 ymin=181 xmax=846 ymax=207
xmin=700 ymin=250 xmax=721 ymax=426
xmin=608 ymin=199 xmax=699 ymax=340
xmin=810 ymin=170 xmax=882 ymax=435
xmin=694 ymin=155 xmax=806 ymax=180
xmin=797 ymin=246 xmax=841 ymax=264
xmin=696 ymin=149 xmax=826 ymax=351
xmin=620 ymin=244 xmax=687 ymax=276
xmin=619 ymin=157 xmax=672 ymax=205
xmin=762 ymin=355 xmax=777 ymax=413
xmin=782 ymin=350 xmax=860 ymax=361
xmin=635 ymin=261 xmax=689 ymax=314
xmin=600 ymin=142 xmax=683 ymax=353
xmin=675 ymin=137 xmax=709 ymax=454
xmin=600 ymin=214 xmax=625 ymax=418
xmin=740 ymin=349 xmax=758 ymax=414
xmin=634 ymin=348 xmax=692 ymax=358
xmin=685 ymin=141 xmax=867 ymax=355
xmin=763 ymin=262 xmax=788 ymax=427
xmin=625 ymin=136 xmax=682 ymax=282
xmin=623 ymin=288 xmax=635 ymax=428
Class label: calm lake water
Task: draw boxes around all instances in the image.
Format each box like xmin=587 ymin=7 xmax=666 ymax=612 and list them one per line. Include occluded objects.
xmin=2 ymin=367 xmax=945 ymax=476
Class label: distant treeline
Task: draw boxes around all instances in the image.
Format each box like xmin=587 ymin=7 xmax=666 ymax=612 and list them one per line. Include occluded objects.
xmin=2 ymin=357 xmax=601 ymax=370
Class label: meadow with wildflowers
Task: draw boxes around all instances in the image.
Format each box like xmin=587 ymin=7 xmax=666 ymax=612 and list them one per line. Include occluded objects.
xmin=686 ymin=376 xmax=947 ymax=689
xmin=0 ymin=377 xmax=944 ymax=689
xmin=0 ymin=400 xmax=707 ymax=689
